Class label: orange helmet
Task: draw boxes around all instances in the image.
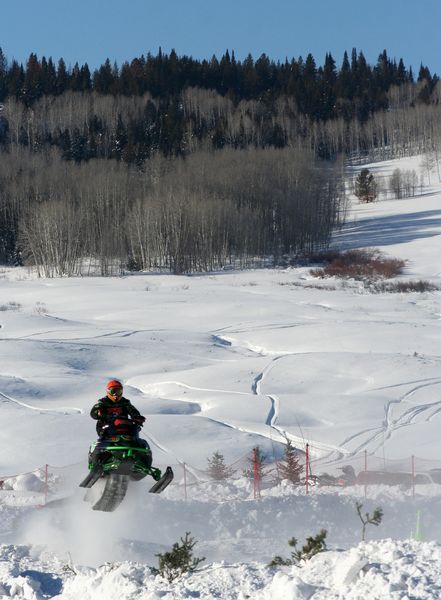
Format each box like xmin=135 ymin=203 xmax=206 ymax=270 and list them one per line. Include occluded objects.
xmin=106 ymin=379 xmax=123 ymax=401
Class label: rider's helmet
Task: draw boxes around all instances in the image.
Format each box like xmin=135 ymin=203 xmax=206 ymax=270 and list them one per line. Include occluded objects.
xmin=106 ymin=379 xmax=123 ymax=401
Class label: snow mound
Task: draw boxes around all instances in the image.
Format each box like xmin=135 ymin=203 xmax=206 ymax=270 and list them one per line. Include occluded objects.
xmin=2 ymin=473 xmax=46 ymax=493
xmin=2 ymin=540 xmax=441 ymax=599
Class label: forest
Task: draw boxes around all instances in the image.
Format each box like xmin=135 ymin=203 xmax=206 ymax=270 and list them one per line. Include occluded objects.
xmin=0 ymin=47 xmax=440 ymax=274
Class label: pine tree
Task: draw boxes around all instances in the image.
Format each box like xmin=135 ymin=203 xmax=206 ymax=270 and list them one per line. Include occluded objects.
xmin=207 ymin=451 xmax=235 ymax=480
xmin=269 ymin=530 xmax=327 ymax=566
xmin=23 ymin=53 xmax=42 ymax=106
xmin=0 ymin=48 xmax=8 ymax=101
xmin=243 ymin=446 xmax=268 ymax=480
xmin=56 ymin=58 xmax=69 ymax=95
xmin=356 ymin=502 xmax=383 ymax=541
xmin=155 ymin=533 xmax=205 ymax=583
xmin=41 ymin=57 xmax=57 ymax=95
xmin=277 ymin=438 xmax=303 ymax=483
xmin=354 ymin=169 xmax=377 ymax=203
xmin=338 ymin=50 xmax=353 ymax=100
xmin=417 ymin=64 xmax=433 ymax=104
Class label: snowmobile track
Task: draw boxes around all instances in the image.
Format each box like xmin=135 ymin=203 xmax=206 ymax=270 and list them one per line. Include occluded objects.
xmin=92 ymin=474 xmax=129 ymax=512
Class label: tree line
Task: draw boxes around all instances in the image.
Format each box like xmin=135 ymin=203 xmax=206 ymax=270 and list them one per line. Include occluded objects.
xmin=1 ymin=46 xmax=440 ymax=274
xmin=0 ymin=53 xmax=440 ymax=165
xmin=1 ymin=47 xmax=435 ymax=118
xmin=0 ymin=146 xmax=345 ymax=274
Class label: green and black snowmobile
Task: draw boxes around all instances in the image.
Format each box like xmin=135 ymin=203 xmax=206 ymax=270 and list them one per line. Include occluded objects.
xmin=79 ymin=417 xmax=173 ymax=512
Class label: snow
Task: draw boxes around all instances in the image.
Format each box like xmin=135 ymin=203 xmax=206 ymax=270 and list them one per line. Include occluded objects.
xmin=3 ymin=540 xmax=441 ymax=599
xmin=0 ymin=153 xmax=441 ymax=597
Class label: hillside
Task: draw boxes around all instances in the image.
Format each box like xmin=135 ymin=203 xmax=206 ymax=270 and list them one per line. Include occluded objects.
xmin=0 ymin=154 xmax=441 ymax=598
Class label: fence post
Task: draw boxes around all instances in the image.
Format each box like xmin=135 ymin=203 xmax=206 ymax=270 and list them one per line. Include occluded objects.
xmin=305 ymin=443 xmax=309 ymax=495
xmin=411 ymin=455 xmax=415 ymax=498
xmin=44 ymin=464 xmax=48 ymax=506
xmin=183 ymin=462 xmax=188 ymax=501
xmin=253 ymin=448 xmax=260 ymax=499
xmin=364 ymin=450 xmax=367 ymax=498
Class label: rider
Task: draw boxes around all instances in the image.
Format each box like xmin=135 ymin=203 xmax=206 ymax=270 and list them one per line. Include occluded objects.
xmin=91 ymin=379 xmax=146 ymax=437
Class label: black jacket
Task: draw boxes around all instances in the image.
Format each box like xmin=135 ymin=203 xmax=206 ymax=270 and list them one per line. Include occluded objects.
xmin=90 ymin=396 xmax=143 ymax=423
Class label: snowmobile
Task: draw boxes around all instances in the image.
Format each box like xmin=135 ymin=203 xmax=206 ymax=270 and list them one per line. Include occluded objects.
xmin=79 ymin=417 xmax=173 ymax=512
xmin=309 ymin=465 xmax=356 ymax=487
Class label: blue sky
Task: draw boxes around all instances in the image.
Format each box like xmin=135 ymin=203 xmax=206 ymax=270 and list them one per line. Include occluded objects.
xmin=0 ymin=0 xmax=440 ymax=75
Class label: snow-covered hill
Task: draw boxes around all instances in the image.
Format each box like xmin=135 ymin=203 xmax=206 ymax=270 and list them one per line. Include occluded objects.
xmin=1 ymin=154 xmax=441 ymax=598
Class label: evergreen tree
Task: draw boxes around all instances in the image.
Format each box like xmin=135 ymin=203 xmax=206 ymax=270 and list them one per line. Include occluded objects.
xmin=242 ymin=53 xmax=257 ymax=98
xmin=155 ymin=533 xmax=205 ymax=583
xmin=338 ymin=50 xmax=353 ymax=99
xmin=397 ymin=58 xmax=407 ymax=84
xmin=277 ymin=438 xmax=303 ymax=483
xmin=93 ymin=58 xmax=115 ymax=94
xmin=243 ymin=446 xmax=268 ymax=480
xmin=111 ymin=114 xmax=128 ymax=160
xmin=269 ymin=530 xmax=327 ymax=566
xmin=320 ymin=52 xmax=337 ymax=119
xmin=41 ymin=57 xmax=57 ymax=95
xmin=207 ymin=451 xmax=235 ymax=480
xmin=22 ymin=53 xmax=43 ymax=106
xmin=417 ymin=64 xmax=433 ymax=104
xmin=0 ymin=48 xmax=8 ymax=101
xmin=56 ymin=58 xmax=69 ymax=95
xmin=356 ymin=502 xmax=383 ymax=541
xmin=354 ymin=169 xmax=377 ymax=203
xmin=80 ymin=64 xmax=92 ymax=91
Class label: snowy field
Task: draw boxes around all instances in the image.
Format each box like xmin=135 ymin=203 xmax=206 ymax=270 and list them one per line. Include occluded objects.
xmin=1 ymin=154 xmax=441 ymax=598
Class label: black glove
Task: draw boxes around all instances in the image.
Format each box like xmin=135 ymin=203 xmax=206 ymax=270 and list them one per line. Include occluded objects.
xmin=133 ymin=415 xmax=146 ymax=426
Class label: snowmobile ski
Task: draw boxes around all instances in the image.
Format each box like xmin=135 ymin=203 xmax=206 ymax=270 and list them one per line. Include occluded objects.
xmin=149 ymin=466 xmax=174 ymax=494
xmin=79 ymin=465 xmax=103 ymax=489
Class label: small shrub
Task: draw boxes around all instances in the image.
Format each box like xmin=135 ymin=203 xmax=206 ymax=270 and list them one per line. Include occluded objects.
xmin=154 ymin=532 xmax=205 ymax=583
xmin=278 ymin=281 xmax=337 ymax=291
xmin=206 ymin=451 xmax=235 ymax=480
xmin=372 ymin=280 xmax=439 ymax=293
xmin=310 ymin=249 xmax=405 ymax=281
xmin=356 ymin=502 xmax=383 ymax=541
xmin=62 ymin=553 xmax=77 ymax=576
xmin=34 ymin=301 xmax=47 ymax=314
xmin=269 ymin=529 xmax=327 ymax=566
xmin=0 ymin=301 xmax=22 ymax=311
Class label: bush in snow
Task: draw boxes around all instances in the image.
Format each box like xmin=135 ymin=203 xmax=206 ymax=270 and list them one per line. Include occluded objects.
xmin=356 ymin=501 xmax=383 ymax=541
xmin=372 ymin=279 xmax=440 ymax=293
xmin=269 ymin=529 xmax=327 ymax=566
xmin=154 ymin=532 xmax=205 ymax=583
xmin=34 ymin=301 xmax=48 ymax=314
xmin=389 ymin=168 xmax=418 ymax=199
xmin=0 ymin=301 xmax=21 ymax=311
xmin=310 ymin=248 xmax=405 ymax=281
xmin=206 ymin=451 xmax=235 ymax=481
